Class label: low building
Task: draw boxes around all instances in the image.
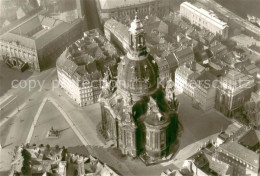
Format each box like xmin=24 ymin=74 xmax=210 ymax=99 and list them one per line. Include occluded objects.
xmin=11 ymin=145 xmax=67 ymax=176
xmin=155 ymin=52 xmax=178 ymax=84
xmin=96 ymin=0 xmax=169 ymax=23
xmin=155 ymin=47 xmax=195 ymax=83
xmin=183 ymin=150 xmax=232 ymax=176
xmin=215 ymin=127 xmax=260 ymax=176
xmin=56 ymin=29 xmax=118 ymax=107
xmin=215 ymin=69 xmax=255 ymax=117
xmin=244 ymin=73 xmax=260 ymax=129
xmin=104 ymin=18 xmax=129 ymax=53
xmin=0 ymin=11 xmax=83 ymax=71
xmin=11 ymin=145 xmax=119 ymax=176
xmin=210 ymin=42 xmax=228 ymax=59
xmin=173 ymin=47 xmax=195 ymax=66
xmin=180 ymin=2 xmax=229 ymax=39
xmin=161 ymin=169 xmax=188 ymax=176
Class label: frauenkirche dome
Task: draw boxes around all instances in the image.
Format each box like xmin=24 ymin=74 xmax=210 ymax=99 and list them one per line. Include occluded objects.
xmin=117 ymin=12 xmax=158 ymax=98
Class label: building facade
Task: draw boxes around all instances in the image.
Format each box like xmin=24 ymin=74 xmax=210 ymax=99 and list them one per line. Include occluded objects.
xmin=57 ymin=29 xmax=118 ymax=107
xmin=215 ymin=69 xmax=255 ymax=117
xmin=96 ymin=0 xmax=170 ymax=23
xmin=175 ymin=61 xmax=205 ymax=97
xmin=215 ymin=128 xmax=260 ymax=176
xmin=194 ymin=71 xmax=217 ymax=111
xmin=0 ymin=12 xmax=83 ymax=71
xmin=99 ymin=13 xmax=178 ymax=162
xmin=180 ymin=2 xmax=229 ymax=39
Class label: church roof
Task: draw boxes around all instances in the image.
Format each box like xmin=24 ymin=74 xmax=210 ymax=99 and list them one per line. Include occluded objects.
xmin=117 ymin=54 xmax=158 ymax=96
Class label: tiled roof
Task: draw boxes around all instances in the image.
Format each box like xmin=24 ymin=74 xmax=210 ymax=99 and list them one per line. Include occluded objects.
xmin=57 ymin=29 xmax=116 ymax=84
xmin=187 ymin=151 xmax=230 ymax=176
xmin=144 ymin=20 xmax=168 ymax=35
xmin=220 ymin=139 xmax=259 ymax=169
xmin=210 ymin=43 xmax=227 ymax=55
xmin=196 ymin=71 xmax=217 ymax=89
xmin=238 ymin=129 xmax=260 ymax=152
xmin=104 ymin=18 xmax=129 ymax=48
xmin=174 ymin=47 xmax=194 ymax=65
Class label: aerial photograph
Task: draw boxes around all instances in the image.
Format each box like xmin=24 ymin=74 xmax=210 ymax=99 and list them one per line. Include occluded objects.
xmin=0 ymin=0 xmax=260 ymax=175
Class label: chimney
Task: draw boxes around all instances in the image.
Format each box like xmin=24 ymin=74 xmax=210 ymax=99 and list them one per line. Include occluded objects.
xmin=177 ymin=35 xmax=180 ymax=43
xmin=190 ymin=61 xmax=196 ymax=71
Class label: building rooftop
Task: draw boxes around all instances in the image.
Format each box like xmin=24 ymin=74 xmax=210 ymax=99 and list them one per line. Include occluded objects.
xmin=249 ymin=45 xmax=260 ymax=54
xmin=238 ymin=129 xmax=260 ymax=153
xmin=181 ymin=2 xmax=228 ymax=29
xmin=174 ymin=47 xmax=194 ymax=65
xmin=196 ymin=71 xmax=217 ymax=90
xmin=57 ymin=29 xmax=118 ymax=85
xmin=176 ymin=62 xmax=205 ymax=79
xmin=187 ymin=150 xmax=231 ymax=176
xmin=0 ymin=12 xmax=82 ymax=50
xmin=220 ymin=69 xmax=255 ymax=93
xmin=210 ymin=42 xmax=227 ymax=55
xmin=98 ymin=0 xmax=158 ymax=10
xmin=104 ymin=18 xmax=129 ymax=48
xmin=220 ymin=136 xmax=259 ymax=170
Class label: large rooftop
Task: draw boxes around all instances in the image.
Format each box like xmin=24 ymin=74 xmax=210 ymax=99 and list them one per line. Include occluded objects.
xmin=98 ymin=0 xmax=158 ymax=10
xmin=57 ymin=29 xmax=117 ymax=84
xmin=181 ymin=2 xmax=228 ymax=29
xmin=0 ymin=12 xmax=82 ymax=50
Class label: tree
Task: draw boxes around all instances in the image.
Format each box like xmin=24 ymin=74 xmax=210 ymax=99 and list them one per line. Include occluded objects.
xmin=61 ymin=148 xmax=67 ymax=161
xmin=55 ymin=145 xmax=59 ymax=151
xmin=21 ymin=149 xmax=31 ymax=174
xmin=21 ymin=166 xmax=29 ymax=175
xmin=46 ymin=144 xmax=50 ymax=150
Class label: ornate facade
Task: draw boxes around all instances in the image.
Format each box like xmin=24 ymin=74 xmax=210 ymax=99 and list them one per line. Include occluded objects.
xmin=96 ymin=0 xmax=169 ymax=23
xmin=99 ymin=13 xmax=178 ymax=162
xmin=180 ymin=2 xmax=229 ymax=40
xmin=0 ymin=12 xmax=83 ymax=71
xmin=215 ymin=69 xmax=255 ymax=117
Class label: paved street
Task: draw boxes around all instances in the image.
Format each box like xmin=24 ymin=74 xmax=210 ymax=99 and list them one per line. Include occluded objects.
xmin=177 ymin=93 xmax=232 ymax=149
xmin=30 ymin=100 xmax=82 ymax=147
xmin=168 ymin=93 xmax=232 ymax=167
xmin=84 ymin=0 xmax=102 ymax=30
xmin=0 ymin=1 xmax=245 ymax=175
xmin=0 ymin=66 xmax=57 ymax=173
xmin=0 ymin=68 xmax=234 ymax=175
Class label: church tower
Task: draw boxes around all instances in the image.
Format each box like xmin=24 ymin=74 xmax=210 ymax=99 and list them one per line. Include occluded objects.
xmin=117 ymin=12 xmax=157 ymax=100
xmin=128 ymin=11 xmax=146 ymax=56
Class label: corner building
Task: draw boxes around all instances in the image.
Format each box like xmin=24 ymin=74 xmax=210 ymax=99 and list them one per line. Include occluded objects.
xmin=99 ymin=14 xmax=178 ymax=160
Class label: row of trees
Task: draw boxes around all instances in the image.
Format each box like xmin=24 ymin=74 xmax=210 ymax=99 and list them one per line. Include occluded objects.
xmin=21 ymin=149 xmax=31 ymax=175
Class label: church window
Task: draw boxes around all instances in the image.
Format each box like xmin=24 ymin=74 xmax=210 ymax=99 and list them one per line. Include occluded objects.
xmin=127 ymin=132 xmax=132 ymax=146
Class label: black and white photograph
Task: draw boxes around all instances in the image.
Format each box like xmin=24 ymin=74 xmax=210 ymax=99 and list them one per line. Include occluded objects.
xmin=0 ymin=0 xmax=260 ymax=175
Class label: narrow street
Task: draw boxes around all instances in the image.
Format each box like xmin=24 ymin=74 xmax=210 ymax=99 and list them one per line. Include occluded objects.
xmin=84 ymin=0 xmax=102 ymax=30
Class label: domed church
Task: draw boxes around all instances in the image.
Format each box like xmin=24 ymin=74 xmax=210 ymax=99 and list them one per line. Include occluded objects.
xmin=99 ymin=13 xmax=179 ymax=162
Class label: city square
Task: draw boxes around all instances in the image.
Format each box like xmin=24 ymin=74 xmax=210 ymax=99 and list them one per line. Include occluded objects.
xmin=0 ymin=0 xmax=260 ymax=175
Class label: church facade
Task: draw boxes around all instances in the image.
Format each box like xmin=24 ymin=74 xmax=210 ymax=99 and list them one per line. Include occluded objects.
xmin=99 ymin=13 xmax=178 ymax=162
